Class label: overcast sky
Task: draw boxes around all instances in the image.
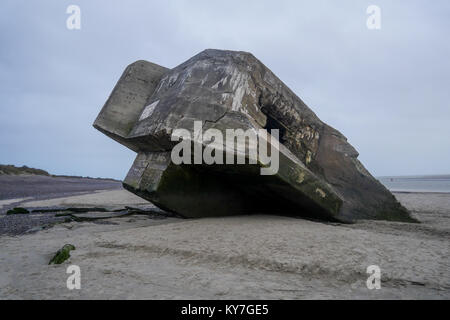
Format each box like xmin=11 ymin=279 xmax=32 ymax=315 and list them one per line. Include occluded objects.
xmin=1 ymin=0 xmax=449 ymax=179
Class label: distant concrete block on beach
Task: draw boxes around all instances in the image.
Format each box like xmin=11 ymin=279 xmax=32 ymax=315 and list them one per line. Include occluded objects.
xmin=93 ymin=49 xmax=415 ymax=223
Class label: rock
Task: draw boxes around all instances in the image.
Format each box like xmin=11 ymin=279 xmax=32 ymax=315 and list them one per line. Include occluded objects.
xmin=70 ymin=211 xmax=132 ymax=221
xmin=35 ymin=207 xmax=109 ymax=214
xmin=49 ymin=244 xmax=76 ymax=265
xmin=25 ymin=226 xmax=43 ymax=234
xmin=54 ymin=212 xmax=72 ymax=217
xmin=94 ymin=49 xmax=416 ymax=223
xmin=6 ymin=207 xmax=29 ymax=215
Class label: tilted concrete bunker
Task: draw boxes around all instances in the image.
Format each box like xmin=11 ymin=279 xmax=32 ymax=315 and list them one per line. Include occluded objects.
xmin=94 ymin=49 xmax=415 ymax=223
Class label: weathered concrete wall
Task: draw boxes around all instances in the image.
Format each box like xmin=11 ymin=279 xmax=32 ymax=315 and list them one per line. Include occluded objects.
xmin=94 ymin=49 xmax=415 ymax=223
xmin=93 ymin=60 xmax=168 ymax=151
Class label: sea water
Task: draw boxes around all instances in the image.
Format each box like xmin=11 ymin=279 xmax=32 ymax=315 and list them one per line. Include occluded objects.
xmin=378 ymin=175 xmax=450 ymax=193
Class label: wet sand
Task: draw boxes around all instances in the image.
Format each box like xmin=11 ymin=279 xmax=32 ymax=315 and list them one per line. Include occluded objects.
xmin=0 ymin=175 xmax=126 ymax=236
xmin=0 ymin=184 xmax=448 ymax=299
xmin=0 ymin=175 xmax=121 ymax=202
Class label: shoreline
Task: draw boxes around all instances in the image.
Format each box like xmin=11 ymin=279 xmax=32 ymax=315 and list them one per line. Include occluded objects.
xmin=0 ymin=174 xmax=122 ymax=202
xmin=390 ymin=190 xmax=450 ymax=194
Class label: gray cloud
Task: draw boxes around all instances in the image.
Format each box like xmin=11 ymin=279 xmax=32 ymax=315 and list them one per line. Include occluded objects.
xmin=1 ymin=0 xmax=449 ymax=179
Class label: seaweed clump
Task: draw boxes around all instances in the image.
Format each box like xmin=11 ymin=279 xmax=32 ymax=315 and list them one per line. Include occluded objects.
xmin=49 ymin=244 xmax=76 ymax=265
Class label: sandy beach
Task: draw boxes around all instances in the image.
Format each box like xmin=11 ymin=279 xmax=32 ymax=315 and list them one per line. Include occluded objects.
xmin=0 ymin=177 xmax=448 ymax=299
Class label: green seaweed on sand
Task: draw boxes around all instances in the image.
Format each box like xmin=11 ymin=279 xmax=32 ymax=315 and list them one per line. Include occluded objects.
xmin=49 ymin=244 xmax=76 ymax=265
